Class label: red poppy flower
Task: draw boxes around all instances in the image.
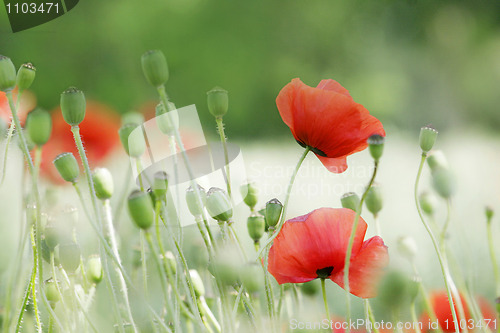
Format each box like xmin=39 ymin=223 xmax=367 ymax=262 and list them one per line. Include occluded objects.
xmin=40 ymin=101 xmax=121 ymax=183
xmin=420 ymin=291 xmax=497 ymax=333
xmin=267 ymin=207 xmax=389 ymax=298
xmin=276 ymin=78 xmax=385 ymax=173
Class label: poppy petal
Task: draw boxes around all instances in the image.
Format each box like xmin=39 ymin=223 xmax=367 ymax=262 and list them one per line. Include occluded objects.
xmin=316 ymin=155 xmax=348 ymax=174
xmin=330 ymin=236 xmax=389 ymax=298
xmin=316 ymin=79 xmax=352 ymax=98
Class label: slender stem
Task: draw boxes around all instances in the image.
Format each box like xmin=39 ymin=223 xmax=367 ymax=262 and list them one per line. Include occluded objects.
xmin=363 ymin=300 xmax=372 ymax=333
xmin=439 ymin=199 xmax=452 ymax=245
xmin=30 ymin=227 xmax=42 ymax=333
xmin=487 ymin=216 xmax=500 ymax=297
xmin=411 ymin=262 xmax=441 ymax=331
xmin=15 ymin=267 xmax=37 ymax=332
xmin=414 ymin=153 xmax=459 ymax=333
xmin=215 ymin=117 xmax=231 ymax=197
xmin=0 ymin=90 xmax=23 ymax=186
xmin=411 ymin=302 xmax=423 ymax=333
xmin=321 ymin=279 xmax=330 ymax=319
xmin=373 ymin=214 xmax=382 ymax=237
xmin=113 ymin=165 xmax=132 ymax=228
xmin=169 ymin=135 xmax=182 ymax=245
xmin=200 ymin=297 xmax=222 ymax=333
xmin=366 ymin=301 xmax=379 ymax=333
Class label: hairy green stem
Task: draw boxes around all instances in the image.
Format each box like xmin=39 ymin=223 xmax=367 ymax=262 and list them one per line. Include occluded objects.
xmin=215 ymin=117 xmax=231 ymax=197
xmin=321 ymin=279 xmax=330 ymax=319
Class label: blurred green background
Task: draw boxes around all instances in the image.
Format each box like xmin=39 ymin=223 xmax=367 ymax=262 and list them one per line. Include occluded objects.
xmin=1 ymin=0 xmax=500 ymax=139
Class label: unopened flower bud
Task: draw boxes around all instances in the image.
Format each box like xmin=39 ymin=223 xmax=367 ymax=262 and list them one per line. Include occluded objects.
xmin=155 ymin=102 xmax=179 ymax=136
xmin=26 ymin=108 xmax=52 ymax=146
xmin=121 ymin=111 xmax=144 ymax=126
xmin=16 ymin=62 xmax=36 ymax=91
xmin=265 ymin=199 xmax=283 ymax=228
xmin=59 ymin=242 xmax=81 ymax=273
xmin=118 ymin=123 xmax=146 ymax=158
xmin=247 ymin=215 xmax=265 ymax=243
xmin=141 ymin=50 xmax=169 ymax=88
xmin=44 ymin=224 xmax=62 ymax=251
xmin=53 ymin=152 xmax=79 ymax=183
xmin=0 ymin=55 xmax=16 ymax=92
xmin=186 ymin=184 xmax=206 ymax=217
xmin=485 ymin=206 xmax=494 ymax=221
xmin=426 ymin=150 xmax=448 ymax=172
xmin=92 ymin=167 xmax=114 ymax=200
xmin=301 ymin=279 xmax=320 ymax=297
xmin=397 ymin=236 xmax=418 ymax=262
xmin=365 ymin=184 xmax=383 ymax=216
xmin=189 ymin=270 xmax=205 ymax=297
xmin=240 ymin=182 xmax=258 ymax=210
xmin=207 ymin=87 xmax=228 ymax=118
xmin=367 ymin=134 xmax=384 ymax=162
xmin=60 ymin=87 xmax=86 ymax=126
xmin=152 ymin=171 xmax=169 ymax=199
xmin=240 ymin=263 xmax=264 ymax=294
xmin=87 ymin=256 xmax=103 ymax=284
xmin=419 ymin=192 xmax=438 ymax=216
xmin=45 ymin=278 xmax=60 ymax=304
xmin=432 ymin=168 xmax=456 ymax=198
xmin=206 ymin=187 xmax=233 ymax=222
xmin=127 ymin=190 xmax=154 ymax=230
xmin=341 ymin=192 xmax=360 ymax=211
xmin=419 ymin=125 xmax=438 ymax=153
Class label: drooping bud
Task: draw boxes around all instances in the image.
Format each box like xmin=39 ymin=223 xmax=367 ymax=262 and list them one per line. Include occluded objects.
xmin=301 ymin=279 xmax=320 ymax=297
xmin=186 ymin=184 xmax=207 ymax=217
xmin=92 ymin=167 xmax=114 ymax=200
xmin=155 ymin=102 xmax=179 ymax=136
xmin=53 ymin=152 xmax=79 ymax=183
xmin=141 ymin=50 xmax=169 ymax=88
xmin=365 ymin=184 xmax=383 ymax=216
xmin=206 ymin=187 xmax=233 ymax=222
xmin=60 ymin=87 xmax=86 ymax=126
xmin=58 ymin=242 xmax=82 ymax=273
xmin=485 ymin=206 xmax=494 ymax=221
xmin=118 ymin=123 xmax=146 ymax=158
xmin=419 ymin=192 xmax=438 ymax=216
xmin=152 ymin=171 xmax=169 ymax=200
xmin=240 ymin=263 xmax=264 ymax=294
xmin=240 ymin=182 xmax=258 ymax=210
xmin=189 ymin=270 xmax=205 ymax=297
xmin=121 ymin=111 xmax=144 ymax=126
xmin=426 ymin=150 xmax=448 ymax=172
xmin=16 ymin=62 xmax=36 ymax=91
xmin=0 ymin=55 xmax=17 ymax=92
xmin=26 ymin=108 xmax=52 ymax=146
xmin=265 ymin=199 xmax=283 ymax=228
xmin=207 ymin=87 xmax=228 ymax=118
xmin=397 ymin=236 xmax=418 ymax=262
xmin=367 ymin=134 xmax=384 ymax=162
xmin=419 ymin=125 xmax=438 ymax=153
xmin=431 ymin=167 xmax=456 ymax=198
xmin=87 ymin=256 xmax=103 ymax=284
xmin=341 ymin=192 xmax=360 ymax=211
xmin=247 ymin=215 xmax=265 ymax=243
xmin=45 ymin=278 xmax=60 ymax=304
xmin=127 ymin=190 xmax=154 ymax=229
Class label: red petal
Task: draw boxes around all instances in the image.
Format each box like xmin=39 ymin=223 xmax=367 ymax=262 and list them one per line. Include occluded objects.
xmin=316 ymin=79 xmax=352 ymax=98
xmin=330 ymin=236 xmax=389 ymax=298
xmin=316 ymin=155 xmax=348 ymax=173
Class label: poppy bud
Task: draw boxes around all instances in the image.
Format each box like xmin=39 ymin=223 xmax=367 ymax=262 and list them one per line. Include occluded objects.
xmin=26 ymin=108 xmax=52 ymax=146
xmin=397 ymin=236 xmax=418 ymax=262
xmin=341 ymin=192 xmax=360 ymax=211
xmin=0 ymin=55 xmax=16 ymax=92
xmin=53 ymin=152 xmax=79 ymax=183
xmin=59 ymin=242 xmax=81 ymax=273
xmin=87 ymin=256 xmax=103 ymax=284
xmin=92 ymin=167 xmax=114 ymax=200
xmin=16 ymin=63 xmax=36 ymax=92
xmin=301 ymin=279 xmax=320 ymax=297
xmin=118 ymin=123 xmax=146 ymax=158
xmin=207 ymin=87 xmax=228 ymax=118
xmin=186 ymin=184 xmax=207 ymax=217
xmin=377 ymin=270 xmax=414 ymax=311
xmin=367 ymin=134 xmax=384 ymax=162
xmin=189 ymin=270 xmax=205 ymax=297
xmin=60 ymin=87 xmax=86 ymax=126
xmin=240 ymin=263 xmax=264 ymax=294
xmin=426 ymin=150 xmax=448 ymax=172
xmin=121 ymin=111 xmax=145 ymax=126
xmin=431 ymin=167 xmax=456 ymax=198
xmin=141 ymin=50 xmax=169 ymax=88
xmin=206 ymin=187 xmax=233 ymax=222
xmin=247 ymin=215 xmax=265 ymax=243
xmin=155 ymin=102 xmax=179 ymax=136
xmin=485 ymin=206 xmax=494 ymax=221
xmin=45 ymin=278 xmax=60 ymax=304
xmin=152 ymin=171 xmax=169 ymax=200
xmin=44 ymin=224 xmax=62 ymax=251
xmin=365 ymin=184 xmax=383 ymax=216
xmin=419 ymin=192 xmax=438 ymax=216
xmin=419 ymin=125 xmax=438 ymax=153
xmin=127 ymin=190 xmax=154 ymax=230
xmin=265 ymin=198 xmax=283 ymax=228
xmin=164 ymin=251 xmax=177 ymax=275
xmin=240 ymin=182 xmax=258 ymax=210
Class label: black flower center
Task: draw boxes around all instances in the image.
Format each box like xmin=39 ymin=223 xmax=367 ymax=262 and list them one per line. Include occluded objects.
xmin=295 ymin=140 xmax=327 ymax=157
xmin=316 ymin=266 xmax=334 ymax=279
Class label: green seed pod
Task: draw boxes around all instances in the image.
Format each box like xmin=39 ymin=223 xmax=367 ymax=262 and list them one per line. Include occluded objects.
xmin=152 ymin=171 xmax=169 ymax=200
xmin=426 ymin=150 xmax=448 ymax=172
xmin=419 ymin=125 xmax=438 ymax=153
xmin=60 ymin=87 xmax=86 ymax=126
xmin=365 ymin=184 xmax=383 ymax=216
xmin=155 ymin=102 xmax=179 ymax=136
xmin=240 ymin=182 xmax=258 ymax=210
xmin=118 ymin=123 xmax=146 ymax=158
xmin=127 ymin=190 xmax=154 ymax=229
xmin=53 ymin=152 xmax=79 ymax=183
xmin=432 ymin=167 xmax=456 ymax=198
xmin=265 ymin=198 xmax=283 ymax=228
xmin=258 ymin=208 xmax=270 ymax=232
xmin=164 ymin=251 xmax=177 ymax=275
xmin=486 ymin=206 xmax=494 ymax=221
xmin=367 ymin=134 xmax=384 ymax=162
xmin=207 ymin=87 xmax=228 ymax=118
xmin=0 ymin=55 xmax=17 ymax=92
xmin=377 ymin=270 xmax=414 ymax=312
xmin=16 ymin=62 xmax=36 ymax=92
xmin=58 ymin=242 xmax=81 ymax=273
xmin=206 ymin=187 xmax=233 ymax=222
xmin=26 ymin=108 xmax=52 ymax=146
xmin=240 ymin=263 xmax=264 ymax=294
xmin=45 ymin=278 xmax=60 ymax=303
xmin=301 ymin=279 xmax=320 ymax=297
xmin=141 ymin=50 xmax=169 ymax=88
xmin=419 ymin=192 xmax=438 ymax=216
xmin=87 ymin=256 xmax=103 ymax=284
xmin=121 ymin=111 xmax=144 ymax=126
xmin=189 ymin=269 xmax=205 ymax=297
xmin=397 ymin=236 xmax=418 ymax=263
xmin=92 ymin=167 xmax=114 ymax=200
xmin=186 ymin=184 xmax=206 ymax=217
xmin=44 ymin=224 xmax=62 ymax=251
xmin=340 ymin=192 xmax=360 ymax=211
xmin=247 ymin=215 xmax=265 ymax=243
